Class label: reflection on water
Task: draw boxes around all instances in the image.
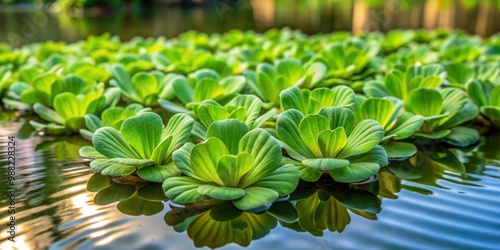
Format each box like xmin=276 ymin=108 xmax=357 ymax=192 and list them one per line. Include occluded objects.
xmin=2 ymin=0 xmax=500 ymax=47
xmin=1 ymin=118 xmax=500 ymax=249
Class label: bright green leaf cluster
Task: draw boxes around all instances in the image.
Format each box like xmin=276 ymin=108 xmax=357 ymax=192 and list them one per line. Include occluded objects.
xmin=467 ymin=80 xmax=500 ymax=127
xmin=80 ymin=112 xmax=195 ymax=182
xmin=404 ymin=87 xmax=479 ymax=146
xmin=277 ymin=107 xmax=388 ymax=183
xmin=163 ymin=119 xmax=299 ymax=210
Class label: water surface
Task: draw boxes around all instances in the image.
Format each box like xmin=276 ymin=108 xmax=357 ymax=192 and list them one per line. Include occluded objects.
xmin=1 ymin=114 xmax=500 ymax=249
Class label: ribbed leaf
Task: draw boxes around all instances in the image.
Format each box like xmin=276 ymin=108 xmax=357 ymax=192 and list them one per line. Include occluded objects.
xmin=190 ymin=138 xmax=227 ymax=185
xmin=33 ymin=103 xmax=65 ymax=124
xmin=252 ymin=164 xmax=299 ymax=196
xmin=137 ymin=163 xmax=182 ymax=182
xmin=197 ymin=185 xmax=246 ymax=200
xmin=196 ymin=104 xmax=229 ymax=128
xmin=440 ymin=88 xmax=468 ymax=117
xmin=466 ymin=80 xmax=492 ymax=107
xmin=363 ymin=80 xmax=389 ymax=98
xmin=217 ymin=153 xmax=254 ymax=187
xmin=386 ymin=112 xmax=424 ymax=140
xmin=121 ymin=113 xmax=163 ymax=159
xmin=172 ymin=143 xmax=197 ymax=178
xmin=79 ymin=146 xmax=105 ymax=159
xmin=162 ymin=176 xmax=206 ymax=203
xmin=206 ymin=119 xmax=249 ymax=155
xmin=151 ymin=135 xmax=173 ymax=164
xmin=445 ymin=127 xmax=479 ymax=147
xmin=331 ymin=85 xmax=355 ymax=107
xmin=101 ymin=107 xmax=136 ymax=129
xmin=299 ymin=115 xmax=330 ymax=157
xmin=404 ymin=88 xmax=443 ymax=117
xmin=54 ymin=92 xmax=82 ymax=120
xmin=385 ymin=71 xmax=407 ymax=100
xmin=132 ymin=73 xmax=158 ymax=101
xmin=160 ymin=113 xmax=194 ymax=158
xmin=318 ymin=127 xmax=347 ymax=158
xmin=359 ymin=98 xmax=395 ymax=128
xmin=383 ymin=142 xmax=417 ymax=159
xmin=328 ymin=162 xmax=380 ymax=183
xmin=193 ymin=78 xmax=225 ymax=102
xmin=439 ymin=102 xmax=478 ymax=128
xmin=238 ymin=129 xmax=282 ymax=188
xmin=319 ymin=107 xmax=355 ymax=134
xmin=302 ymin=158 xmax=350 ymax=170
xmin=491 ymin=85 xmax=500 ymax=107
xmin=310 ymin=88 xmax=335 ymax=108
xmin=280 ymin=87 xmax=312 ymax=114
xmin=111 ymin=65 xmax=136 ymax=99
xmin=277 ymin=109 xmax=315 ymax=158
xmin=233 ymin=187 xmax=279 ymax=211
xmin=337 ymin=119 xmax=384 ymax=158
xmin=84 ymin=114 xmax=103 ymax=132
xmin=171 ymin=76 xmax=194 ymax=105
xmin=93 ymin=127 xmax=141 ymax=159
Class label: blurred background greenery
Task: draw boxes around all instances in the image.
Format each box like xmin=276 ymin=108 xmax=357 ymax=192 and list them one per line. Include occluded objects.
xmin=1 ymin=0 xmax=500 ymax=47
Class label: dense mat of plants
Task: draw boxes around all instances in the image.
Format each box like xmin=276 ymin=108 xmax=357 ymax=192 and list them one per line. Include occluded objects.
xmin=1 ymin=28 xmax=499 ymax=211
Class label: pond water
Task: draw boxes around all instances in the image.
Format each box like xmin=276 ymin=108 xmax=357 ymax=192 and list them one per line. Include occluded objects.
xmin=1 ymin=112 xmax=500 ymax=249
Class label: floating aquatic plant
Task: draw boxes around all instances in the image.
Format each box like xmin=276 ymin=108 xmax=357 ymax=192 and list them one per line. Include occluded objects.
xmin=79 ymin=103 xmax=152 ymax=140
xmin=243 ymin=58 xmax=327 ymax=108
xmin=363 ymin=64 xmax=446 ymax=100
xmin=352 ymin=96 xmax=423 ymax=159
xmin=159 ymin=68 xmax=246 ymax=114
xmin=29 ymin=83 xmax=121 ymax=135
xmin=313 ymin=38 xmax=380 ymax=86
xmin=403 ymin=87 xmax=479 ymax=146
xmin=193 ymin=95 xmax=276 ymax=133
xmin=79 ymin=112 xmax=194 ymax=182
xmin=110 ymin=65 xmax=175 ymax=107
xmin=163 ymin=119 xmax=299 ymax=210
xmin=277 ymin=107 xmax=388 ymax=183
xmin=280 ymin=85 xmax=355 ymax=115
xmin=467 ymin=80 xmax=500 ymax=127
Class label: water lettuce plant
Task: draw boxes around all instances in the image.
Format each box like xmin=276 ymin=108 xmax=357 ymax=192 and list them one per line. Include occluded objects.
xmin=110 ymin=65 xmax=175 ymax=107
xmin=159 ymin=69 xmax=246 ymax=114
xmin=277 ymin=107 xmax=388 ymax=183
xmin=439 ymin=35 xmax=481 ymax=63
xmin=79 ymin=112 xmax=195 ymax=182
xmin=445 ymin=62 xmax=500 ymax=88
xmin=352 ymin=97 xmax=424 ymax=159
xmin=193 ymin=95 xmax=276 ymax=131
xmin=243 ymin=59 xmax=327 ymax=108
xmin=384 ymin=46 xmax=438 ymax=69
xmin=363 ymin=64 xmax=446 ymax=100
xmin=29 ymin=84 xmax=121 ymax=135
xmin=163 ymin=119 xmax=299 ymax=210
xmin=403 ymin=87 xmax=479 ymax=146
xmin=4 ymin=73 xmax=114 ymax=109
xmin=313 ymin=38 xmax=380 ymax=86
xmin=381 ymin=30 xmax=415 ymax=53
xmin=80 ymin=104 xmax=152 ymax=140
xmin=280 ymin=86 xmax=355 ymax=115
xmin=154 ymin=47 xmax=232 ymax=76
xmin=467 ymin=80 xmax=500 ymax=127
